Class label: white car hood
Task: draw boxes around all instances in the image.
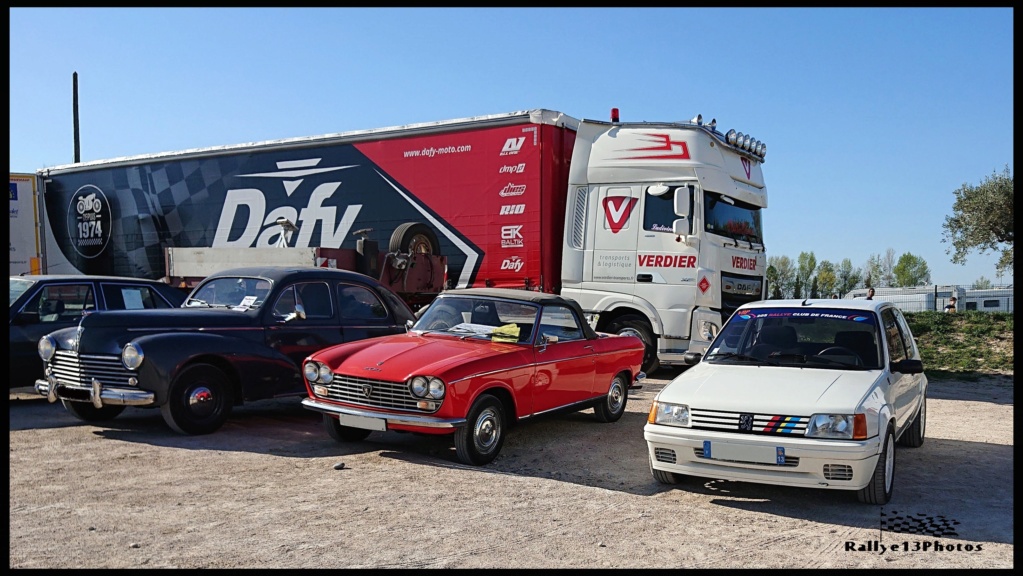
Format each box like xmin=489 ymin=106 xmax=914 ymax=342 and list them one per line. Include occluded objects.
xmin=657 ymin=363 xmax=884 ymax=415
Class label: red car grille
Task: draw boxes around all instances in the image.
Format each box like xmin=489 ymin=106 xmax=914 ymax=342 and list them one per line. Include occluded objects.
xmin=319 ymin=374 xmax=427 ymax=412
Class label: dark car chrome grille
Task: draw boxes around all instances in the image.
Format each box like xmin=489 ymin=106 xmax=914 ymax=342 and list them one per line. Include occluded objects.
xmin=319 ymin=374 xmax=428 ymax=412
xmin=49 ymin=350 xmax=133 ymax=388
xmin=690 ymin=408 xmax=810 ymax=436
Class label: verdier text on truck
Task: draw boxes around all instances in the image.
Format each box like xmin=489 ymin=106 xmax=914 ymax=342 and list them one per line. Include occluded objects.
xmin=15 ymin=108 xmax=769 ymax=374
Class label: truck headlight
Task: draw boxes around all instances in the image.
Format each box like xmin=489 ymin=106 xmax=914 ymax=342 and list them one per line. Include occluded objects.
xmin=121 ymin=343 xmax=144 ymax=370
xmin=805 ymin=414 xmax=867 ymax=440
xmin=648 ymin=401 xmax=691 ymax=427
xmin=700 ymin=320 xmax=719 ymax=341
xmin=38 ymin=335 xmax=56 ymax=361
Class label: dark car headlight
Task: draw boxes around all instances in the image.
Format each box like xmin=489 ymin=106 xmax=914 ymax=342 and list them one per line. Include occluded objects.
xmin=121 ymin=343 xmax=144 ymax=370
xmin=38 ymin=335 xmax=56 ymax=361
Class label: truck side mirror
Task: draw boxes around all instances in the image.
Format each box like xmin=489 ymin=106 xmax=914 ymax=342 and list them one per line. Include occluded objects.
xmin=674 ymin=187 xmax=692 ymax=218
xmin=682 ymin=351 xmax=702 ymax=365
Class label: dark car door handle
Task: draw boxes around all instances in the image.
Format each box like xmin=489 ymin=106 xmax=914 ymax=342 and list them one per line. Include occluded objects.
xmin=637 ymin=274 xmax=653 ymax=282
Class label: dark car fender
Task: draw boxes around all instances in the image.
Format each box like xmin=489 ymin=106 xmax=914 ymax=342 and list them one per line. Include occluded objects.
xmin=130 ymin=331 xmax=302 ymax=405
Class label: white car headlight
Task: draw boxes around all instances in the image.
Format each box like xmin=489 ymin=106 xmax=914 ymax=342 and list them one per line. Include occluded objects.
xmin=806 ymin=414 xmax=859 ymax=439
xmin=121 ymin=343 xmax=144 ymax=370
xmin=38 ymin=335 xmax=56 ymax=361
xmin=648 ymin=401 xmax=691 ymax=427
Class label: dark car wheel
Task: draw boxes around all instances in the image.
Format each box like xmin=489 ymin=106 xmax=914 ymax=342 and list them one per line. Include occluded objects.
xmin=323 ymin=414 xmax=373 ymax=442
xmin=897 ymin=396 xmax=926 ymax=448
xmin=858 ymin=424 xmax=895 ymax=504
xmin=160 ymin=363 xmax=233 ymax=435
xmin=61 ymin=399 xmax=126 ymax=422
xmin=593 ymin=372 xmax=629 ymax=423
xmin=454 ymin=393 xmax=505 ymax=466
xmin=606 ymin=314 xmax=659 ymax=375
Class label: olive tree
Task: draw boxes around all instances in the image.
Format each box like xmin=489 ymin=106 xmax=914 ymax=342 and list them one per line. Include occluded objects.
xmin=941 ymin=165 xmax=1013 ymax=276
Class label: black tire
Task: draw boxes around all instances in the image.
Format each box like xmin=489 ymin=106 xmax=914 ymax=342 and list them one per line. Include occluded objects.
xmin=160 ymin=363 xmax=233 ymax=435
xmin=323 ymin=414 xmax=373 ymax=442
xmin=898 ymin=396 xmax=926 ymax=448
xmin=606 ymin=314 xmax=659 ymax=375
xmin=858 ymin=424 xmax=895 ymax=504
xmin=389 ymin=222 xmax=440 ymax=255
xmin=61 ymin=400 xmax=125 ymax=422
xmin=454 ymin=393 xmax=505 ymax=466
xmin=650 ymin=455 xmax=682 ymax=485
xmin=593 ymin=372 xmax=629 ymax=423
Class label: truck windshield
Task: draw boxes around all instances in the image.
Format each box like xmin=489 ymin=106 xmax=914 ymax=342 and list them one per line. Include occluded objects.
xmin=704 ymin=191 xmax=763 ymax=244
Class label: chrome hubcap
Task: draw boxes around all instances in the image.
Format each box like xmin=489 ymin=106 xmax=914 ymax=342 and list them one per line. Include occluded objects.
xmin=474 ymin=407 xmax=500 ymax=453
xmin=187 ymin=386 xmax=217 ymax=419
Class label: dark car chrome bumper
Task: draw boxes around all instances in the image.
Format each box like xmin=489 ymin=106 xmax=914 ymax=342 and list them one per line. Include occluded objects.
xmin=301 ymin=397 xmax=467 ymax=429
xmin=35 ymin=376 xmax=156 ymax=408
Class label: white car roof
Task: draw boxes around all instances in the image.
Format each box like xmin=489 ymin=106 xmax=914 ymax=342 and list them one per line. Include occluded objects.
xmin=739 ymin=298 xmax=888 ymax=313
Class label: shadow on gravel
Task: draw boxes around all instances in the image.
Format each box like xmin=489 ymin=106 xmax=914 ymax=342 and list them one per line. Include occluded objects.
xmin=10 ymin=375 xmax=1014 ymax=548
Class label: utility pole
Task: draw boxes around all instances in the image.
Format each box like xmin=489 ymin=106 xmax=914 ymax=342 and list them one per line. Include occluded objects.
xmin=73 ymin=71 xmax=80 ymax=163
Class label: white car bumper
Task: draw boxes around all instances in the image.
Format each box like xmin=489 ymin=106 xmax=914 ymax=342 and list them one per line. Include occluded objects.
xmin=644 ymin=423 xmax=882 ymax=491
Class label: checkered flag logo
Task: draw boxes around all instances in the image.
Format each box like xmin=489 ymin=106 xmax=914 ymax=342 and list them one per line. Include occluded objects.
xmin=881 ymin=509 xmax=960 ymax=537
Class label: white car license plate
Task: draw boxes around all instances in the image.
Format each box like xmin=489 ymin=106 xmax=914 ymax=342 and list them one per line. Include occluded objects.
xmin=338 ymin=412 xmax=387 ymax=432
xmin=703 ymin=441 xmax=784 ymax=465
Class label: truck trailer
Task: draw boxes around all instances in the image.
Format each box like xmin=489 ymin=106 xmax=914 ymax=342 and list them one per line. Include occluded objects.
xmin=22 ymin=108 xmax=770 ymax=374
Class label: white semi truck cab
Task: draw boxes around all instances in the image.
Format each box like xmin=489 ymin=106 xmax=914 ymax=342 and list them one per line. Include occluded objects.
xmin=560 ymin=111 xmax=768 ymax=374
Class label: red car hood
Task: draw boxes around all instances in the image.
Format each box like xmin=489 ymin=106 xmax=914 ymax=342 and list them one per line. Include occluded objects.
xmin=316 ymin=333 xmax=527 ymax=381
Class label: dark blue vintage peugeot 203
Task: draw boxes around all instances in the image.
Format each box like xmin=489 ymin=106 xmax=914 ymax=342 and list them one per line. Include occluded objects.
xmin=35 ymin=266 xmax=416 ymax=435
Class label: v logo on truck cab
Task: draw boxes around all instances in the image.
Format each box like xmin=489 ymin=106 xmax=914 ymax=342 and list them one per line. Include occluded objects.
xmin=602 ymin=196 xmax=637 ymax=234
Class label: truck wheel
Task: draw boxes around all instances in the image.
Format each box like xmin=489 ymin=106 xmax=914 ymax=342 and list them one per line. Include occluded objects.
xmin=61 ymin=400 xmax=125 ymax=422
xmin=593 ymin=372 xmax=629 ymax=423
xmin=898 ymin=396 xmax=926 ymax=448
xmin=454 ymin=393 xmax=505 ymax=466
xmin=160 ymin=363 xmax=233 ymax=435
xmin=421 ymin=306 xmax=460 ymax=331
xmin=606 ymin=314 xmax=659 ymax=375
xmin=323 ymin=414 xmax=373 ymax=442
xmin=389 ymin=222 xmax=440 ymax=255
xmin=858 ymin=424 xmax=895 ymax=504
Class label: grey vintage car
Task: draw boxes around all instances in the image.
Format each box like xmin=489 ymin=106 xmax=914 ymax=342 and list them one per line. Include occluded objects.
xmin=35 ymin=266 xmax=415 ymax=435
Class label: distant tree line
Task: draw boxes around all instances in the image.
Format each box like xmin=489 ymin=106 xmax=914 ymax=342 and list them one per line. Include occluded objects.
xmin=766 ymin=165 xmax=1013 ymax=299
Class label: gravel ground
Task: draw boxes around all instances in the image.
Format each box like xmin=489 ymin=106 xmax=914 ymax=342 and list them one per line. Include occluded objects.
xmin=8 ymin=370 xmax=1014 ymax=568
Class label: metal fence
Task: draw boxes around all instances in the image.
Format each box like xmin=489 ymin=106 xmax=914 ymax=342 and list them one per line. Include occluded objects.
xmin=843 ymin=285 xmax=1014 ymax=313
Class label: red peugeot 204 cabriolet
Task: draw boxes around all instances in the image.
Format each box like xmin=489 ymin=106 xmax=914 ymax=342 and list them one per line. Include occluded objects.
xmin=301 ymin=288 xmax=646 ymax=465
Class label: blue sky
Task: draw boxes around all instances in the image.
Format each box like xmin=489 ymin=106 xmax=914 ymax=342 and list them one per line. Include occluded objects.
xmin=9 ymin=7 xmax=1014 ymax=286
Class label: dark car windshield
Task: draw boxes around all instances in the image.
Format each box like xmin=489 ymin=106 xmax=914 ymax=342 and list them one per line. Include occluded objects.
xmin=9 ymin=277 xmax=36 ymax=307
xmin=413 ymin=296 xmax=539 ymax=344
xmin=186 ymin=277 xmax=272 ymax=310
xmin=703 ymin=307 xmax=882 ymax=369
